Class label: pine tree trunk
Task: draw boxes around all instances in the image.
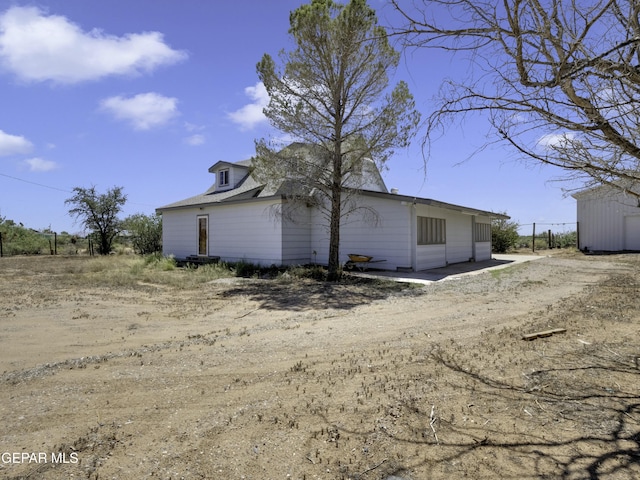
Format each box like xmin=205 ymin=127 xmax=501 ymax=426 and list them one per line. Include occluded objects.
xmin=327 ymin=186 xmax=341 ymax=281
xmin=327 ymin=145 xmax=342 ymax=281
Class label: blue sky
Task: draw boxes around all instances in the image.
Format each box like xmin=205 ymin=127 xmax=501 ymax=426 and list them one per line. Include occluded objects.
xmin=0 ymin=0 xmax=576 ymax=236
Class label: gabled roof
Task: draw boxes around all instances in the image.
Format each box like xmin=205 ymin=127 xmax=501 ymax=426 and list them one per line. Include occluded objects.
xmin=157 ymin=171 xmax=271 ymax=211
xmin=207 ymin=159 xmax=250 ymax=173
xmin=157 ymin=143 xmax=508 ymax=219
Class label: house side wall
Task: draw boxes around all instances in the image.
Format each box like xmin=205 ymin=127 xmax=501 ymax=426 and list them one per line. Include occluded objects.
xmin=281 ymin=204 xmax=312 ymax=265
xmin=306 ymin=199 xmax=492 ymax=271
xmin=161 ymin=199 xmax=285 ymax=265
xmin=415 ymin=204 xmax=469 ymax=270
xmin=416 ymin=244 xmax=447 ymax=270
xmin=310 ymin=196 xmax=412 ymax=270
xmin=474 ymin=217 xmax=493 ymax=261
xmin=445 ymin=211 xmax=473 ymax=264
xmin=162 ymin=210 xmax=196 ymax=259
xmin=577 ymin=191 xmax=639 ymax=251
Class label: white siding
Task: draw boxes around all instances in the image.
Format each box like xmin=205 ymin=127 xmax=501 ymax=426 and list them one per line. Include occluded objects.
xmin=474 ymin=217 xmax=493 ymax=261
xmin=417 ymin=245 xmax=447 ymax=270
xmin=414 ymin=204 xmax=474 ymax=270
xmin=282 ymin=204 xmax=312 ymax=265
xmin=474 ymin=242 xmax=491 ymax=261
xmin=576 ymin=188 xmax=640 ymax=251
xmin=162 ymin=209 xmax=197 ymax=259
xmin=310 ymin=196 xmax=413 ymax=271
xmin=162 ymin=193 xmax=499 ymax=270
xmin=624 ymin=215 xmax=640 ymax=250
xmin=162 ymin=199 xmax=285 ymax=265
xmin=445 ymin=212 xmax=473 ymax=264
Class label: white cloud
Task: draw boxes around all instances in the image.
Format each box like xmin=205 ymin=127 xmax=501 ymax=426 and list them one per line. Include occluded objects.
xmin=228 ymin=82 xmax=269 ymax=130
xmin=0 ymin=6 xmax=187 ymax=84
xmin=100 ymin=92 xmax=179 ymax=130
xmin=0 ymin=129 xmax=32 ymax=156
xmin=184 ymin=134 xmax=205 ymax=146
xmin=537 ymin=132 xmax=576 ymax=150
xmin=184 ymin=122 xmax=204 ymax=132
xmin=23 ymin=157 xmax=58 ymax=172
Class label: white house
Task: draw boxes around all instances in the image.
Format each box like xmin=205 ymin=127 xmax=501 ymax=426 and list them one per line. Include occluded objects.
xmin=157 ymin=147 xmax=508 ymax=271
xmin=573 ymin=185 xmax=640 ymax=252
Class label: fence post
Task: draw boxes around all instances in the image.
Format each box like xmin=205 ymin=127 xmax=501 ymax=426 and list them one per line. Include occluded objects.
xmin=0 ymin=231 xmax=3 ymax=257
xmin=54 ymin=232 xmax=57 ymax=255
xmin=532 ymin=223 xmax=536 ymax=252
xmin=576 ymin=222 xmax=580 ymax=250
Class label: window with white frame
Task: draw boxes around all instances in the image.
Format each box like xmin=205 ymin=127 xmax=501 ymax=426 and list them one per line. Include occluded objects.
xmin=417 ymin=216 xmax=446 ymax=245
xmin=474 ymin=222 xmax=491 ymax=242
xmin=218 ymin=169 xmax=229 ymax=187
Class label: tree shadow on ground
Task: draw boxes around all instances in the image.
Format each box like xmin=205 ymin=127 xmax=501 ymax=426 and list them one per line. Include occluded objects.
xmin=220 ymin=277 xmax=418 ymax=311
xmin=317 ymin=342 xmax=640 ymax=479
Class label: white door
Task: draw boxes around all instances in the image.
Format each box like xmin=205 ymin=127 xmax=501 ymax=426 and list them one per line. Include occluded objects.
xmin=624 ymin=215 xmax=640 ymax=250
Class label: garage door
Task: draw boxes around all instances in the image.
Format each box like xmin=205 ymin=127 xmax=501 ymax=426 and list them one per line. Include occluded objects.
xmin=624 ymin=215 xmax=640 ymax=250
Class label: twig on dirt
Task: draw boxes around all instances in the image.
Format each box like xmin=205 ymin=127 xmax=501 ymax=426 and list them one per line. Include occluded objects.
xmin=359 ymin=458 xmax=387 ymax=476
xmin=235 ymin=308 xmax=260 ymax=319
xmin=430 ymin=405 xmax=439 ymax=444
xmin=603 ymin=345 xmax=621 ymax=357
xmin=534 ymin=399 xmax=546 ymax=411
xmin=305 ymin=455 xmax=315 ymax=464
xmin=523 ymin=408 xmax=533 ymax=417
xmin=622 ymin=411 xmax=638 ymax=424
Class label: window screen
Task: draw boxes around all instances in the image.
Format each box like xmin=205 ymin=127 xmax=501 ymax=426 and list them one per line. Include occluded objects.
xmin=417 ymin=217 xmax=446 ymax=245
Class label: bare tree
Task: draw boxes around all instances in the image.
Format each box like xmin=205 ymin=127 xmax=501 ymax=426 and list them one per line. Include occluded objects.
xmin=390 ymin=0 xmax=640 ymax=196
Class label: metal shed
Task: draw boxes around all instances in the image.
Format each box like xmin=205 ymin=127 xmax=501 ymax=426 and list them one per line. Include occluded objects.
xmin=573 ymin=185 xmax=640 ymax=252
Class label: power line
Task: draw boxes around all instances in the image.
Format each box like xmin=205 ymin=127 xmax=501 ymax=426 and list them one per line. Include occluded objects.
xmin=0 ymin=172 xmax=72 ymax=193
xmin=519 ymin=222 xmax=576 ymax=226
xmin=0 ymin=172 xmax=157 ymax=208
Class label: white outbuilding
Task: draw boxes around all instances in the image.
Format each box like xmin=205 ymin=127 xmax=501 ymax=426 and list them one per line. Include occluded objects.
xmin=573 ymin=185 xmax=640 ymax=252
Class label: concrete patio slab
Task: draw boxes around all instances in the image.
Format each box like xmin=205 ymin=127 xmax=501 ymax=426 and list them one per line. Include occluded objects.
xmin=348 ymin=254 xmax=546 ymax=285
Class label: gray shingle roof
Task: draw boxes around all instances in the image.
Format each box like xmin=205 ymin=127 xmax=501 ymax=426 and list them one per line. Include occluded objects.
xmin=157 ymin=170 xmax=268 ymax=210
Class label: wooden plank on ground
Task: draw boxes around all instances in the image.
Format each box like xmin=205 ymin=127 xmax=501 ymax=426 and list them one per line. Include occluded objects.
xmin=522 ymin=328 xmax=567 ymax=341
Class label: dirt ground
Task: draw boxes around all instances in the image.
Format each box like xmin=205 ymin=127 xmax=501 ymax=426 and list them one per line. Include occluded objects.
xmin=0 ymin=252 xmax=638 ymax=480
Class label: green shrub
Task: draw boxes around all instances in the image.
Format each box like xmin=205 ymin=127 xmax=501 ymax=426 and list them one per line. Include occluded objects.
xmin=492 ymin=215 xmax=520 ymax=253
xmin=142 ymin=252 xmax=176 ymax=270
xmin=231 ymin=260 xmax=262 ymax=277
xmin=0 ymin=217 xmax=50 ymax=255
xmin=123 ymin=213 xmax=162 ymax=254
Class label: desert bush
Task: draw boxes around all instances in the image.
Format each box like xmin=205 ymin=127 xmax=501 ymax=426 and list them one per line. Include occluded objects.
xmin=0 ymin=217 xmax=50 ymax=255
xmin=492 ymin=216 xmax=520 ymax=253
xmin=231 ymin=260 xmax=263 ymax=278
xmin=123 ymin=213 xmax=162 ymax=254
xmin=143 ymin=252 xmax=176 ymax=270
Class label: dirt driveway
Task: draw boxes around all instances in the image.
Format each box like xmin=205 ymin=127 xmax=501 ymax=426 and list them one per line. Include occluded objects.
xmin=0 ymin=253 xmax=638 ymax=479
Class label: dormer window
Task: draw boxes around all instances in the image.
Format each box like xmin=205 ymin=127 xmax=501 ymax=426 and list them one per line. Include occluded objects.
xmin=218 ymin=169 xmax=229 ymax=187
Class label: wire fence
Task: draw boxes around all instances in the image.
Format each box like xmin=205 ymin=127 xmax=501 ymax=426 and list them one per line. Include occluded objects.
xmin=518 ymin=222 xmax=579 ymax=252
xmin=0 ymin=229 xmax=96 ymax=257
